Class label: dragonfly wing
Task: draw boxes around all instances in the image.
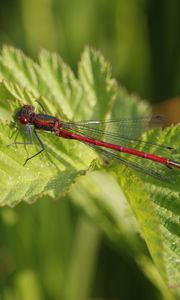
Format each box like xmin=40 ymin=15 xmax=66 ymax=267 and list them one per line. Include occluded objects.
xmin=61 ymin=116 xmax=173 ymax=157
xmin=62 ymin=116 xmax=164 ymax=139
xmin=85 ymin=142 xmax=175 ymax=181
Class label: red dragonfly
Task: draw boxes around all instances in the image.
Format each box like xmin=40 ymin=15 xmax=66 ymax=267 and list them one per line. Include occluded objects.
xmin=11 ymin=104 xmax=180 ymax=180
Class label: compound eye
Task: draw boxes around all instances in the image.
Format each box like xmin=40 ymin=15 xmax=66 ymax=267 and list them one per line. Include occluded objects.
xmin=19 ymin=116 xmax=29 ymax=124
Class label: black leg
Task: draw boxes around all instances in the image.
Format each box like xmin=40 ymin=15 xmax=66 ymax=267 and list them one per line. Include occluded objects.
xmin=9 ymin=124 xmax=45 ymax=165
xmin=35 ymin=98 xmax=46 ymax=113
xmin=8 ymin=124 xmax=33 ymax=147
xmin=23 ymin=129 xmax=45 ymax=165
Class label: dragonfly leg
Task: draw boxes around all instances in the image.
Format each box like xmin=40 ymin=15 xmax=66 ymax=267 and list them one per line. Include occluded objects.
xmin=35 ymin=98 xmax=46 ymax=113
xmin=8 ymin=124 xmax=45 ymax=165
xmin=8 ymin=124 xmax=33 ymax=147
xmin=23 ymin=129 xmax=45 ymax=165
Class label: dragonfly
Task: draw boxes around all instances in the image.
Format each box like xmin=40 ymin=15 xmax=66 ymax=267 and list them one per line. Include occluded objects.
xmin=11 ymin=104 xmax=180 ymax=180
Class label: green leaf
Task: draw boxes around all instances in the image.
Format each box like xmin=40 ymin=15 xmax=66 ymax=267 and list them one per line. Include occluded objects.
xmin=78 ymin=46 xmax=117 ymax=119
xmin=0 ymin=46 xmax=119 ymax=206
xmin=0 ymin=46 xmax=180 ymax=295
xmin=69 ymin=171 xmax=179 ymax=299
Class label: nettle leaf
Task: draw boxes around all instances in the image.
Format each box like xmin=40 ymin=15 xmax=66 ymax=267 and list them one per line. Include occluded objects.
xmin=68 ymin=123 xmax=180 ymax=293
xmin=0 ymin=46 xmax=180 ymax=293
xmin=0 ymin=46 xmax=116 ymax=206
xmin=112 ymin=124 xmax=180 ymax=291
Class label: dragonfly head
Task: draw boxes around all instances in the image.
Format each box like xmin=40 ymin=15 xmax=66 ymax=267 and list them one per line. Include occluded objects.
xmin=16 ymin=105 xmax=35 ymax=125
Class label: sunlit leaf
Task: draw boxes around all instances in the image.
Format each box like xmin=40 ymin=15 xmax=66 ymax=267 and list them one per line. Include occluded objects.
xmin=0 ymin=46 xmax=180 ymax=295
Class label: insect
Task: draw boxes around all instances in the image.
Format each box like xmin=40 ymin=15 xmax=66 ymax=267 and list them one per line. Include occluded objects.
xmin=11 ymin=104 xmax=180 ymax=180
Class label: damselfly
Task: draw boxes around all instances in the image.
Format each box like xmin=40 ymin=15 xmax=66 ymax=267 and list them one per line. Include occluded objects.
xmin=11 ymin=104 xmax=180 ymax=180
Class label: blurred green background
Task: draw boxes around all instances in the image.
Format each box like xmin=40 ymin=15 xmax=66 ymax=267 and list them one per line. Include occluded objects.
xmin=0 ymin=0 xmax=180 ymax=299
xmin=0 ymin=0 xmax=180 ymax=107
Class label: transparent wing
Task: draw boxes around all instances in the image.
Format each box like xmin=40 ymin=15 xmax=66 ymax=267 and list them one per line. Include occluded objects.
xmin=62 ymin=116 xmax=164 ymax=139
xmin=61 ymin=116 xmax=174 ymax=157
xmin=86 ymin=143 xmax=175 ymax=181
